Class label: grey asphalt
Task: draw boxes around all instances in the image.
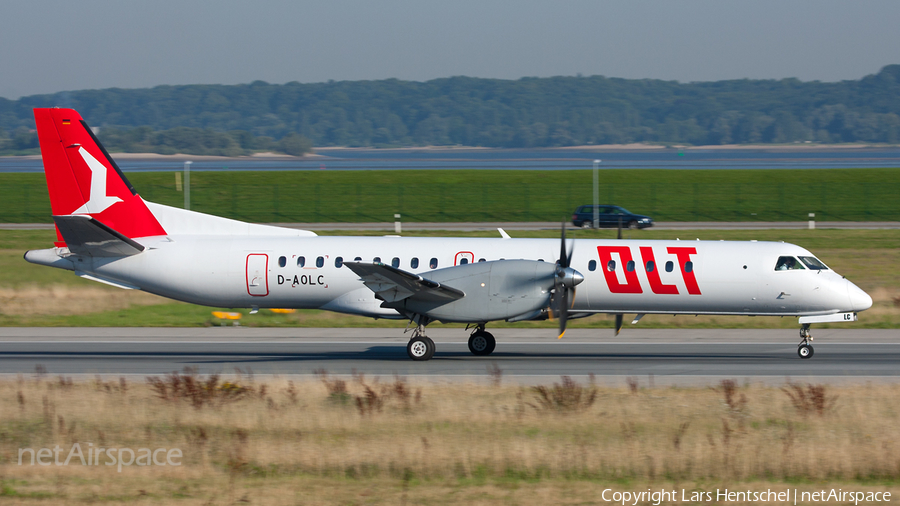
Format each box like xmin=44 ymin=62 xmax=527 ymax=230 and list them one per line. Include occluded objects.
xmin=1 ymin=328 xmax=897 ymax=385
xmin=4 ymin=221 xmax=900 ymax=231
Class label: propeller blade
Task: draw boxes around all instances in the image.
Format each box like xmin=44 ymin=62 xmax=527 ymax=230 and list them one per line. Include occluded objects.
xmin=554 ymin=221 xmax=580 ymax=339
xmin=557 ymin=286 xmax=568 ymax=339
xmin=559 ymin=222 xmax=568 ymax=268
xmin=614 ymin=314 xmax=623 ymax=335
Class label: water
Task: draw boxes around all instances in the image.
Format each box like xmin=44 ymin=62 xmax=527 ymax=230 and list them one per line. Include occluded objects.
xmin=3 ymin=147 xmax=900 ymax=173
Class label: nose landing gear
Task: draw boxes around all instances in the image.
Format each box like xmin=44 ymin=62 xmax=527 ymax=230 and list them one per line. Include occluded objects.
xmin=798 ymin=323 xmax=814 ymax=359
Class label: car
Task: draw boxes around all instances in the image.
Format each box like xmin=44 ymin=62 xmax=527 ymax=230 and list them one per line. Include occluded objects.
xmin=571 ymin=205 xmax=654 ymax=229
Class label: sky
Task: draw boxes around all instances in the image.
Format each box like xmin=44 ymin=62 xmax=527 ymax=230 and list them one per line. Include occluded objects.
xmin=1 ymin=0 xmax=899 ymax=99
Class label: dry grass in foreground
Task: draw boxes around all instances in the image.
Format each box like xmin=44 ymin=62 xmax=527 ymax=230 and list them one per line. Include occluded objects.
xmin=0 ymin=372 xmax=898 ymax=505
xmin=0 ymin=285 xmax=165 ymax=317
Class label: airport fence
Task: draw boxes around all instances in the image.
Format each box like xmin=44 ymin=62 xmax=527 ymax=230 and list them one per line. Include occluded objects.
xmin=3 ymin=181 xmax=899 ymax=223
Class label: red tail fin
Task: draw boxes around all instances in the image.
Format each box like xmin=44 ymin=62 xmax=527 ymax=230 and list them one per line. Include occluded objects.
xmin=34 ymin=108 xmax=166 ymax=245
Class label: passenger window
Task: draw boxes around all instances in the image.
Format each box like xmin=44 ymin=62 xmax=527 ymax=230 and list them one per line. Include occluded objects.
xmin=334 ymin=257 xmax=343 ymax=268
xmin=538 ymin=259 xmax=544 ymax=262
xmin=391 ymin=257 xmax=400 ymax=268
xmin=460 ymin=258 xmax=469 ymax=265
xmin=354 ymin=257 xmax=362 ymax=262
xmin=430 ymin=258 xmax=438 ymax=269
xmin=646 ymin=260 xmax=655 ymax=272
xmin=607 ymin=260 xmax=616 ymax=272
xmin=373 ymin=256 xmax=381 ymax=264
xmin=410 ymin=258 xmax=419 ymax=269
xmin=478 ymin=258 xmax=486 ymax=262
xmin=278 ymin=256 xmax=286 ymax=268
xmin=588 ymin=260 xmax=597 ymax=272
xmin=775 ymin=256 xmax=805 ymax=271
xmin=316 ymin=256 xmax=324 ymax=268
xmin=665 ymin=261 xmax=674 ymax=272
xmin=297 ymin=256 xmax=305 ymax=267
xmin=685 ymin=261 xmax=693 ymax=273
xmin=626 ymin=260 xmax=635 ymax=272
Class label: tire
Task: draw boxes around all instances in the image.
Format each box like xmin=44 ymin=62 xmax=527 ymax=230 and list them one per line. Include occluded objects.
xmin=628 ymin=220 xmax=638 ymax=230
xmin=798 ymin=344 xmax=814 ymax=359
xmin=407 ymin=336 xmax=435 ymax=361
xmin=424 ymin=336 xmax=436 ymax=360
xmin=580 ymin=221 xmax=591 ymax=229
xmin=468 ymin=331 xmax=496 ymax=356
xmin=484 ymin=332 xmax=496 ymax=354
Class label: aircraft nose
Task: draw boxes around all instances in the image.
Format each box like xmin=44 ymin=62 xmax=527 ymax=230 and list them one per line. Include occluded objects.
xmin=847 ymin=280 xmax=873 ymax=311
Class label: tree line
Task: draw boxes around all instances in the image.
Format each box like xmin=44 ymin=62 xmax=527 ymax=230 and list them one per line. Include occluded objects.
xmin=2 ymin=65 xmax=899 ymax=151
xmin=0 ymin=126 xmax=311 ymax=157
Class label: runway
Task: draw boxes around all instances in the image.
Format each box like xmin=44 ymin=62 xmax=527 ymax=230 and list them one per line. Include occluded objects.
xmin=1 ymin=328 xmax=897 ymax=385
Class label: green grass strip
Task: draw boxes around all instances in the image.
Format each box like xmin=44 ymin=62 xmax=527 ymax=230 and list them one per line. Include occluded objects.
xmin=2 ymin=168 xmax=899 ymax=223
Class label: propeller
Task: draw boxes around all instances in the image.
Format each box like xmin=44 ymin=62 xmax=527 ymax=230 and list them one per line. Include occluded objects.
xmin=614 ymin=216 xmax=623 ymax=334
xmin=550 ymin=223 xmax=583 ymax=339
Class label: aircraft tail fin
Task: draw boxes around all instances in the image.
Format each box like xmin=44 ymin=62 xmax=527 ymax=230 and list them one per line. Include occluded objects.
xmin=33 ymin=108 xmax=166 ymax=246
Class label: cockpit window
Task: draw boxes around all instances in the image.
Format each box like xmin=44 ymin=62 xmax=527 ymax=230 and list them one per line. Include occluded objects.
xmin=798 ymin=256 xmax=828 ymax=270
xmin=775 ymin=256 xmax=805 ymax=271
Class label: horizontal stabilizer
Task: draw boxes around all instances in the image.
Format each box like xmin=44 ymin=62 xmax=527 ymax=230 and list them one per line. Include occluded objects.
xmin=344 ymin=262 xmax=465 ymax=303
xmin=52 ymin=215 xmax=145 ymax=257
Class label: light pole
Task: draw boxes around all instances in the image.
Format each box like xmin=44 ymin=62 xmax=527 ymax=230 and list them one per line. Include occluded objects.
xmin=184 ymin=161 xmax=192 ymax=210
xmin=592 ymin=159 xmax=601 ymax=229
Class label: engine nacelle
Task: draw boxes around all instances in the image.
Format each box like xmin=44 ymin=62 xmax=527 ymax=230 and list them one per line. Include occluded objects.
xmin=386 ymin=260 xmax=557 ymax=323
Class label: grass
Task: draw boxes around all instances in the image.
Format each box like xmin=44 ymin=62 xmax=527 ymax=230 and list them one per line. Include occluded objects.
xmin=2 ymin=168 xmax=900 ymax=223
xmin=0 ymin=375 xmax=898 ymax=504
xmin=3 ymin=228 xmax=899 ymax=328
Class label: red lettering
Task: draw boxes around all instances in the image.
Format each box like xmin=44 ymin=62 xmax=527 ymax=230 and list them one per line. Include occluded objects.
xmin=596 ymin=246 xmax=642 ymax=294
xmin=639 ymin=247 xmax=679 ymax=295
xmin=667 ymin=247 xmax=701 ymax=295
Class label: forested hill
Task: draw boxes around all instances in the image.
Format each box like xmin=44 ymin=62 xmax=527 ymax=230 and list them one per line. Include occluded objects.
xmin=2 ymin=65 xmax=900 ymax=148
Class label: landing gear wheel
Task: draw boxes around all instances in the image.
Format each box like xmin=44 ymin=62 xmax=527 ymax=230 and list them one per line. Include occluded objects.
xmin=468 ymin=331 xmax=496 ymax=356
xmin=407 ymin=336 xmax=435 ymax=361
xmin=798 ymin=344 xmax=814 ymax=359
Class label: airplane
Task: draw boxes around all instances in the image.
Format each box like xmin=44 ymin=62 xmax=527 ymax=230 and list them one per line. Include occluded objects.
xmin=24 ymin=108 xmax=873 ymax=361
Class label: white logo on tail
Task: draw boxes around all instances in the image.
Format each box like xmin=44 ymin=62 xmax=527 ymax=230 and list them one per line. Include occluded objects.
xmin=72 ymin=147 xmax=122 ymax=214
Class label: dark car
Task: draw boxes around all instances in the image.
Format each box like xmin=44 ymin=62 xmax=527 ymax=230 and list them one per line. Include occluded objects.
xmin=572 ymin=205 xmax=654 ymax=229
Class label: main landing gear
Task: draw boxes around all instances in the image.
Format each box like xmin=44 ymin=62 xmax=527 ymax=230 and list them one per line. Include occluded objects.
xmin=407 ymin=323 xmax=436 ymax=361
xmin=467 ymin=325 xmax=496 ymax=356
xmin=403 ymin=318 xmax=497 ymax=361
xmin=798 ymin=323 xmax=814 ymax=359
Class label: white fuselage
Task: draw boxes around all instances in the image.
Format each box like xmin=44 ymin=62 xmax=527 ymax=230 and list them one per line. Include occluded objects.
xmin=52 ymin=234 xmax=871 ymax=321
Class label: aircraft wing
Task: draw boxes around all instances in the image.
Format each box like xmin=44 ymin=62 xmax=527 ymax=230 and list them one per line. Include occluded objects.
xmin=343 ymin=262 xmax=465 ymax=303
xmin=52 ymin=215 xmax=145 ymax=257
